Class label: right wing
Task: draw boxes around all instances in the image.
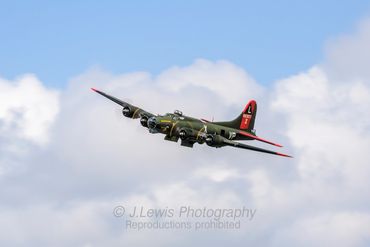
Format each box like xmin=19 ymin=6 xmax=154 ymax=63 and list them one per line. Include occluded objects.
xmin=91 ymin=88 xmax=154 ymax=119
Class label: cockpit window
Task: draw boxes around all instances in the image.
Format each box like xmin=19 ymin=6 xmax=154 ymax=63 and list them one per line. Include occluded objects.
xmin=174 ymin=110 xmax=183 ymax=116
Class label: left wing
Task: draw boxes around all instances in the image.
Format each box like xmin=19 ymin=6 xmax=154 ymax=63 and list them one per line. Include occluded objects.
xmin=91 ymin=88 xmax=154 ymax=119
xmin=222 ymin=138 xmax=292 ymax=158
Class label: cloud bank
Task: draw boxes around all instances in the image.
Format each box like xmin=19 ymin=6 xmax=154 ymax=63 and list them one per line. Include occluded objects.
xmin=1 ymin=20 xmax=370 ymax=247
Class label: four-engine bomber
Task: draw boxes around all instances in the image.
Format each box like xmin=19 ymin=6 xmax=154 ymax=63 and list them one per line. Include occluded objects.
xmin=91 ymin=88 xmax=292 ymax=157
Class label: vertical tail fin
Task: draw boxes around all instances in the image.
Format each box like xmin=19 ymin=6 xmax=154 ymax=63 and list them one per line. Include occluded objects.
xmin=239 ymin=100 xmax=257 ymax=131
xmin=213 ymin=100 xmax=257 ymax=132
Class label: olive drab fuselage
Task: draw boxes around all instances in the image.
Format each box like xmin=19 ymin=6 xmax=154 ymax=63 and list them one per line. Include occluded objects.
xmin=148 ymin=112 xmax=253 ymax=144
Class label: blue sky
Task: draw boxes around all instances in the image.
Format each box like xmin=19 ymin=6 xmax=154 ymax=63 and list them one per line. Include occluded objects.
xmin=1 ymin=0 xmax=370 ymax=87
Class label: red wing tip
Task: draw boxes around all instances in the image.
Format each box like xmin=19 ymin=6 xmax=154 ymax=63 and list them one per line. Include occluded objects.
xmin=91 ymin=87 xmax=98 ymax=92
xmin=277 ymin=152 xmax=293 ymax=158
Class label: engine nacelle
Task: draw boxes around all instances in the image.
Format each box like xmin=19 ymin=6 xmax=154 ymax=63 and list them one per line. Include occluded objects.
xmin=122 ymin=106 xmax=131 ymax=117
xmin=205 ymin=134 xmax=225 ymax=148
xmin=140 ymin=116 xmax=149 ymax=128
xmin=177 ymin=128 xmax=206 ymax=144
xmin=178 ymin=128 xmax=194 ymax=140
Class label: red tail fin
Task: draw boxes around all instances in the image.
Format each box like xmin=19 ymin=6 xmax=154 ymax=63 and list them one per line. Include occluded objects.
xmin=213 ymin=100 xmax=257 ymax=132
xmin=239 ymin=100 xmax=257 ymax=131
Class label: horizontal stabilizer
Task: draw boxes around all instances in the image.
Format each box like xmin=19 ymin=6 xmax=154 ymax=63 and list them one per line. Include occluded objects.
xmin=239 ymin=131 xmax=283 ymax=147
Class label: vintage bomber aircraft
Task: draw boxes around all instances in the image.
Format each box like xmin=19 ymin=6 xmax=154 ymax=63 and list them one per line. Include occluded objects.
xmin=91 ymin=88 xmax=292 ymax=157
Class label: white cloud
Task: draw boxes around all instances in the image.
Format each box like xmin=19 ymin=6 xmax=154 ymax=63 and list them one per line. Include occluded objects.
xmin=272 ymin=65 xmax=370 ymax=189
xmin=0 ymin=74 xmax=59 ymax=176
xmin=193 ymin=165 xmax=239 ymax=182
xmin=156 ymin=59 xmax=264 ymax=105
xmin=273 ymin=212 xmax=370 ymax=247
xmin=0 ymin=74 xmax=59 ymax=146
